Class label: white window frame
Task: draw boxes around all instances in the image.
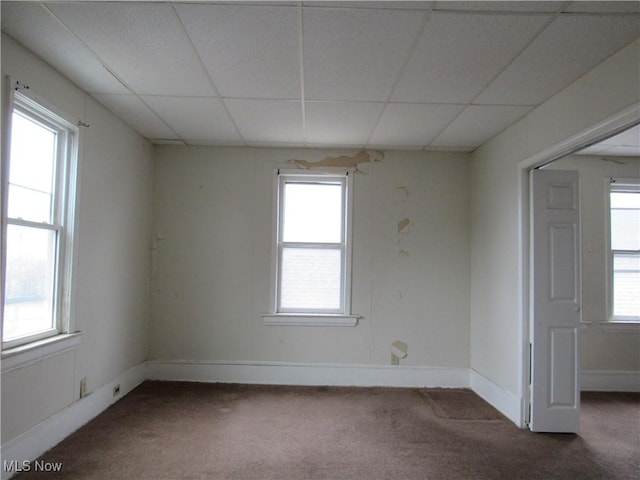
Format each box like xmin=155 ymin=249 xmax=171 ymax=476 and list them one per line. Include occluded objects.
xmin=1 ymin=80 xmax=80 ymax=350
xmin=262 ymin=169 xmax=358 ymax=326
xmin=606 ymin=177 xmax=640 ymax=324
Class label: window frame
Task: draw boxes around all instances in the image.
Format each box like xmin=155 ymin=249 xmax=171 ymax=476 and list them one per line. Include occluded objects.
xmin=262 ymin=169 xmax=358 ymax=327
xmin=606 ymin=177 xmax=640 ymax=323
xmin=1 ymin=81 xmax=80 ymax=349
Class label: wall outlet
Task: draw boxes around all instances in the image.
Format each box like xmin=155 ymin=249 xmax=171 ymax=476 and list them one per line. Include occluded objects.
xmin=80 ymin=377 xmax=88 ymax=398
xmin=113 ymin=384 xmax=120 ymax=396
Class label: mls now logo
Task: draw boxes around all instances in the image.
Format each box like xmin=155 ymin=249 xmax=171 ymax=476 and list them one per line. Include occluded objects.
xmin=3 ymin=460 xmax=62 ymax=473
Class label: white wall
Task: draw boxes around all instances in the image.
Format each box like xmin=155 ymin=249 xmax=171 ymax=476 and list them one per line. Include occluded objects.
xmin=549 ymin=154 xmax=640 ymax=372
xmin=470 ymin=39 xmax=640 ymax=398
xmin=1 ymin=34 xmax=153 ymax=443
xmin=151 ymin=148 xmax=470 ymax=369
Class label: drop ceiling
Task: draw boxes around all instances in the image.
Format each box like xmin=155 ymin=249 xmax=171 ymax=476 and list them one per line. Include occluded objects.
xmin=2 ymin=1 xmax=639 ymax=151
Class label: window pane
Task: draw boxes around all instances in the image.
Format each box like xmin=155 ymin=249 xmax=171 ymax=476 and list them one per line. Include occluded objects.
xmin=8 ymin=111 xmax=57 ymax=223
xmin=283 ymin=182 xmax=342 ymax=243
xmin=280 ymin=247 xmax=341 ymax=310
xmin=3 ymin=224 xmax=57 ymax=341
xmin=610 ymin=191 xmax=640 ymax=250
xmin=613 ymin=253 xmax=640 ymax=318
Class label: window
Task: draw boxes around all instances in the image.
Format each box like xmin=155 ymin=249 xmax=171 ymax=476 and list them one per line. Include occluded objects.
xmin=263 ymin=170 xmax=358 ymax=326
xmin=2 ymin=86 xmax=79 ymax=348
xmin=608 ymin=178 xmax=640 ymax=321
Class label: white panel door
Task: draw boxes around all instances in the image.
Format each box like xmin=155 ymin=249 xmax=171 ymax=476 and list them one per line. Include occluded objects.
xmin=530 ymin=169 xmax=581 ymax=433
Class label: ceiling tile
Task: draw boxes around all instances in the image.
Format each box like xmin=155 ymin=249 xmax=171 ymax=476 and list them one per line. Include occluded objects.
xmin=47 ymin=2 xmax=216 ymax=96
xmin=303 ymin=7 xmax=426 ymax=101
xmin=369 ymin=103 xmax=465 ymax=147
xmin=225 ymin=99 xmax=303 ymax=144
xmin=303 ymin=2 xmax=435 ymax=9
xmin=1 ymin=3 xmax=128 ymax=94
xmin=143 ymin=96 xmax=241 ymax=142
xmin=564 ymin=2 xmax=640 ymax=14
xmin=92 ymin=94 xmax=177 ymax=140
xmin=435 ymin=2 xmax=564 ymax=13
xmin=476 ymin=15 xmax=640 ymax=106
xmin=392 ymin=12 xmax=552 ymax=103
xmin=175 ymin=4 xmax=300 ymax=99
xmin=599 ymin=125 xmax=640 ymax=147
xmin=305 ymin=101 xmax=385 ymax=145
xmin=431 ymin=105 xmax=534 ymax=148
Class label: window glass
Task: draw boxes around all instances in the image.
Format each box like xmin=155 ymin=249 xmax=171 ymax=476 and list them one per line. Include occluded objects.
xmin=282 ymin=182 xmax=342 ymax=243
xmin=612 ymin=254 xmax=640 ymax=317
xmin=280 ymin=247 xmax=342 ymax=310
xmin=610 ymin=191 xmax=640 ymax=250
xmin=7 ymin=112 xmax=57 ymax=223
xmin=3 ymin=224 xmax=57 ymax=341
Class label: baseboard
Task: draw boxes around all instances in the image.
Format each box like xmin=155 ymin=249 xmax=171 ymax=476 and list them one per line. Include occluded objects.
xmin=469 ymin=369 xmax=524 ymax=427
xmin=146 ymin=360 xmax=470 ymax=389
xmin=581 ymin=370 xmax=640 ymax=392
xmin=0 ymin=363 xmax=147 ymax=480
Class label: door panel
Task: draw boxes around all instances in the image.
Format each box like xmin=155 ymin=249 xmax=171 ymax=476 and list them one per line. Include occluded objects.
xmin=530 ymin=169 xmax=580 ymax=433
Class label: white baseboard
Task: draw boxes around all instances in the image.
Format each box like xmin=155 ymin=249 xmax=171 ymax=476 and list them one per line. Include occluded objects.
xmin=581 ymin=370 xmax=640 ymax=392
xmin=146 ymin=360 xmax=470 ymax=389
xmin=469 ymin=369 xmax=524 ymax=427
xmin=1 ymin=363 xmax=147 ymax=480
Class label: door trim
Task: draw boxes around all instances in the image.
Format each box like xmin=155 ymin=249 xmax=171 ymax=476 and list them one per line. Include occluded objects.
xmin=519 ymin=102 xmax=640 ymax=428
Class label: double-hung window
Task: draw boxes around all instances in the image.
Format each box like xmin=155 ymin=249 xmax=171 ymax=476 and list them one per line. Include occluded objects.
xmin=608 ymin=178 xmax=640 ymax=322
xmin=263 ymin=170 xmax=358 ymax=326
xmin=2 ymin=86 xmax=79 ymax=349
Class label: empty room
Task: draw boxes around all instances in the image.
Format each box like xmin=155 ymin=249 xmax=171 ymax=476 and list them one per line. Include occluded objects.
xmin=1 ymin=1 xmax=639 ymax=479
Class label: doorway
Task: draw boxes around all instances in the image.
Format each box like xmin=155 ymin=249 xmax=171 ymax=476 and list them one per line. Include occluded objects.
xmin=522 ymin=111 xmax=640 ymax=433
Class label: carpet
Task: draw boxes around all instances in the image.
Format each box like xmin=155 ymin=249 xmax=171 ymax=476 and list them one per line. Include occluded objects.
xmin=419 ymin=388 xmax=505 ymax=421
xmin=11 ymin=382 xmax=639 ymax=480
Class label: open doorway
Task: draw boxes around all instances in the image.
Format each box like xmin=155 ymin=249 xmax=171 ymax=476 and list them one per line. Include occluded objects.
xmin=523 ymin=117 xmax=639 ymax=433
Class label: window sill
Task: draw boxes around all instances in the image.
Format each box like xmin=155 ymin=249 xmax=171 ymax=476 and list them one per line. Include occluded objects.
xmin=262 ymin=314 xmax=359 ymax=327
xmin=1 ymin=332 xmax=83 ymax=373
xmin=599 ymin=322 xmax=640 ymax=334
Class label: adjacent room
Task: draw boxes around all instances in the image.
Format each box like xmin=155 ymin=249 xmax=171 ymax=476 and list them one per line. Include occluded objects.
xmin=1 ymin=1 xmax=639 ymax=478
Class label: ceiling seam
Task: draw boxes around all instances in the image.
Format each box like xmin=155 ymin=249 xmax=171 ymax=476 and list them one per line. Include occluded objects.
xmin=363 ymin=7 xmax=435 ymax=148
xmin=298 ymin=2 xmax=307 ymax=147
xmin=40 ymin=3 xmax=182 ymax=142
xmin=170 ymin=3 xmax=247 ymax=146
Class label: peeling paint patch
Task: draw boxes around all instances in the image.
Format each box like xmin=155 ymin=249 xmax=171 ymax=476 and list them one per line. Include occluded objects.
xmin=398 ymin=250 xmax=410 ymax=257
xmin=393 ymin=186 xmax=409 ymax=203
xmin=286 ymin=150 xmax=383 ymax=173
xmin=397 ymin=218 xmax=411 ymax=234
xmin=391 ymin=340 xmax=408 ymax=365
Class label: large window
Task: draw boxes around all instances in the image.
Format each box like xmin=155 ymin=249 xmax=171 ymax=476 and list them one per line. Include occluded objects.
xmin=2 ymin=88 xmax=79 ymax=348
xmin=608 ymin=179 xmax=640 ymax=321
xmin=263 ymin=170 xmax=357 ymax=326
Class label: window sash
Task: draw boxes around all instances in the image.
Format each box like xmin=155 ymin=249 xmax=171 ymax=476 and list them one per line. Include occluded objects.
xmin=608 ymin=178 xmax=640 ymax=321
xmin=274 ymin=172 xmax=351 ymax=315
xmin=2 ymin=85 xmax=78 ymax=348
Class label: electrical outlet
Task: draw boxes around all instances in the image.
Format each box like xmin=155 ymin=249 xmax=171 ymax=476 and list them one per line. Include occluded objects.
xmin=113 ymin=384 xmax=120 ymax=396
xmin=80 ymin=377 xmax=88 ymax=398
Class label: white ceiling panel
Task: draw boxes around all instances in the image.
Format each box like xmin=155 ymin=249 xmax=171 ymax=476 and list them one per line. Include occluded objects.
xmin=435 ymin=1 xmax=564 ymax=13
xmin=175 ymin=4 xmax=300 ymax=99
xmin=303 ymin=1 xmax=435 ymax=9
xmin=303 ymin=7 xmax=426 ymax=101
xmin=143 ymin=96 xmax=241 ymax=142
xmin=225 ymin=99 xmax=304 ymax=144
xmin=476 ymin=15 xmax=640 ymax=106
xmin=369 ymin=103 xmax=465 ymax=147
xmin=392 ymin=12 xmax=552 ymax=103
xmin=1 ymin=3 xmax=128 ymax=95
xmin=431 ymin=105 xmax=534 ymax=148
xmin=565 ymin=1 xmax=640 ymax=14
xmin=598 ymin=125 xmax=640 ymax=147
xmin=305 ymin=101 xmax=385 ymax=145
xmin=47 ymin=2 xmax=216 ymax=96
xmin=92 ymin=94 xmax=177 ymax=140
